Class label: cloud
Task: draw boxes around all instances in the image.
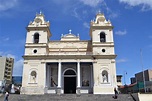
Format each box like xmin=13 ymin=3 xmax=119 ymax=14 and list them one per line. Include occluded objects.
xmin=13 ymin=59 xmax=23 ymax=76
xmin=6 ymin=54 xmax=16 ymax=59
xmin=119 ymin=0 xmax=152 ymax=11
xmin=0 ymin=0 xmax=18 ymax=11
xmin=52 ymin=0 xmax=104 ymax=8
xmin=72 ymin=8 xmax=81 ymax=20
xmin=115 ymin=30 xmax=127 ymax=36
xmin=149 ymin=36 xmax=152 ymax=39
xmin=100 ymin=1 xmax=119 ymax=19
xmin=83 ymin=22 xmax=90 ymax=28
xmin=3 ymin=37 xmax=10 ymax=41
xmin=79 ymin=0 xmax=103 ymax=7
xmin=108 ymin=12 xmax=118 ymax=18
xmin=0 ymin=51 xmax=13 ymax=57
xmin=0 ymin=36 xmax=10 ymax=42
xmin=116 ymin=59 xmax=127 ymax=63
xmin=51 ymin=0 xmax=118 ymax=20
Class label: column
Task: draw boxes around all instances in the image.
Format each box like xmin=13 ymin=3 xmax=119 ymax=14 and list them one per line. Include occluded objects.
xmin=43 ymin=63 xmax=46 ymax=87
xmin=90 ymin=65 xmax=93 ymax=87
xmin=77 ymin=62 xmax=81 ymax=88
xmin=58 ymin=62 xmax=61 ymax=88
xmin=46 ymin=65 xmax=50 ymax=87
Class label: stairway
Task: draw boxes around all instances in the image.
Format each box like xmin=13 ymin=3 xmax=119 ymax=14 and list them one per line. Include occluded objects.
xmin=0 ymin=94 xmax=134 ymax=101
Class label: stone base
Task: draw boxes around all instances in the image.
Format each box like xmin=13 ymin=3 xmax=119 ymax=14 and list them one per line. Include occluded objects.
xmin=57 ymin=88 xmax=61 ymax=95
xmin=80 ymin=89 xmax=89 ymax=94
xmin=21 ymin=87 xmax=45 ymax=95
xmin=47 ymin=89 xmax=56 ymax=94
xmin=76 ymin=88 xmax=81 ymax=94
xmin=93 ymin=86 xmax=114 ymax=94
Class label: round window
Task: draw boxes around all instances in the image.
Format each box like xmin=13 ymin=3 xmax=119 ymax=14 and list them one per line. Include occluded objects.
xmin=102 ymin=49 xmax=106 ymax=53
xmin=33 ymin=49 xmax=37 ymax=53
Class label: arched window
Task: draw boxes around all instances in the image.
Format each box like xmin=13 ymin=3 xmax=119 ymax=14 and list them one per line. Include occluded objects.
xmin=30 ymin=71 xmax=37 ymax=83
xmin=64 ymin=70 xmax=76 ymax=75
xmin=100 ymin=32 xmax=106 ymax=42
xmin=34 ymin=33 xmax=39 ymax=43
xmin=102 ymin=70 xmax=108 ymax=83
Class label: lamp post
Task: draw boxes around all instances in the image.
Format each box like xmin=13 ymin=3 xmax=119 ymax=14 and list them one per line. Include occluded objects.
xmin=123 ymin=71 xmax=128 ymax=94
xmin=124 ymin=71 xmax=127 ymax=85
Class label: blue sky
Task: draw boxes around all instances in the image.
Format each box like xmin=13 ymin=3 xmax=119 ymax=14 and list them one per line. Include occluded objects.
xmin=0 ymin=0 xmax=152 ymax=85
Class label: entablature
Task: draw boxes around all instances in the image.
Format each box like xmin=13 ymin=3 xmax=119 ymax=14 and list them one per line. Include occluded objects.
xmin=23 ymin=54 xmax=117 ymax=60
xmin=92 ymin=42 xmax=114 ymax=47
xmin=25 ymin=43 xmax=48 ymax=48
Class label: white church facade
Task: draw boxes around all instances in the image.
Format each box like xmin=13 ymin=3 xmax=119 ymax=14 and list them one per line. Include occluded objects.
xmin=21 ymin=12 xmax=117 ymax=94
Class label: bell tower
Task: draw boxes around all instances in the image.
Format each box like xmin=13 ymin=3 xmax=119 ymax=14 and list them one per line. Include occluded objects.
xmin=90 ymin=12 xmax=114 ymax=55
xmin=25 ymin=12 xmax=51 ymax=55
xmin=90 ymin=12 xmax=117 ymax=94
xmin=22 ymin=12 xmax=51 ymax=94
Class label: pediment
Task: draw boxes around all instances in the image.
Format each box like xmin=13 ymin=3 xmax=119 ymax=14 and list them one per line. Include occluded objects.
xmin=64 ymin=34 xmax=77 ymax=38
xmin=60 ymin=32 xmax=80 ymax=41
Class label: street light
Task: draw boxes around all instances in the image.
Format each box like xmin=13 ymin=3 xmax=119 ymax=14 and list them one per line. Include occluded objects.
xmin=124 ymin=71 xmax=127 ymax=85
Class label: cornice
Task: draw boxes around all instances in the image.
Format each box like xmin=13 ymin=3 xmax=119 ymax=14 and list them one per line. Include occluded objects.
xmin=23 ymin=54 xmax=117 ymax=59
xmin=26 ymin=26 xmax=51 ymax=37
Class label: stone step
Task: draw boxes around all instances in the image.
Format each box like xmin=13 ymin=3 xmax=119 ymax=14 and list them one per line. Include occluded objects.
xmin=0 ymin=94 xmax=134 ymax=101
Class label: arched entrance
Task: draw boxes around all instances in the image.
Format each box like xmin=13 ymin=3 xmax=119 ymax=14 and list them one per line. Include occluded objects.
xmin=64 ymin=69 xmax=76 ymax=94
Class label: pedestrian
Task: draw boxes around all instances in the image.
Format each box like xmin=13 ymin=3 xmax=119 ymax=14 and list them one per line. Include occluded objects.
xmin=4 ymin=92 xmax=9 ymax=101
xmin=113 ymin=88 xmax=118 ymax=99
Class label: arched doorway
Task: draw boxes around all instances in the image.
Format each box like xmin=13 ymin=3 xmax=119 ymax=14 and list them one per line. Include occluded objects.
xmin=64 ymin=69 xmax=76 ymax=94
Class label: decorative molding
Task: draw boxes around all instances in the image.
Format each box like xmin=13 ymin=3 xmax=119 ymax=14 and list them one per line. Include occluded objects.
xmin=41 ymin=62 xmax=45 ymax=64
xmin=24 ymin=62 xmax=28 ymax=64
xmin=111 ymin=60 xmax=115 ymax=63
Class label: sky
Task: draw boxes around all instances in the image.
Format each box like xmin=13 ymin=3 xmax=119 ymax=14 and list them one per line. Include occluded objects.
xmin=0 ymin=0 xmax=152 ymax=85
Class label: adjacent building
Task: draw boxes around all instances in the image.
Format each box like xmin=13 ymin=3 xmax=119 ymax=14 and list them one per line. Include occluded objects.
xmin=0 ymin=56 xmax=14 ymax=86
xmin=21 ymin=12 xmax=117 ymax=94
xmin=130 ymin=77 xmax=136 ymax=84
xmin=128 ymin=69 xmax=152 ymax=93
xmin=135 ymin=69 xmax=152 ymax=82
xmin=117 ymin=75 xmax=123 ymax=86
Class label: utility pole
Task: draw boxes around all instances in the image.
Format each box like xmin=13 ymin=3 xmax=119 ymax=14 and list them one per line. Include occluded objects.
xmin=124 ymin=71 xmax=127 ymax=85
xmin=140 ymin=49 xmax=146 ymax=93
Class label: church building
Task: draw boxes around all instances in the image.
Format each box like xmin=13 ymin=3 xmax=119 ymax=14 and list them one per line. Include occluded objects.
xmin=21 ymin=12 xmax=117 ymax=94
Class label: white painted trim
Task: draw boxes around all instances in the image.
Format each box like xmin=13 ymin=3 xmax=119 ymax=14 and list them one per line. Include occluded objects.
xmin=57 ymin=62 xmax=61 ymax=88
xmin=63 ymin=68 xmax=77 ymax=75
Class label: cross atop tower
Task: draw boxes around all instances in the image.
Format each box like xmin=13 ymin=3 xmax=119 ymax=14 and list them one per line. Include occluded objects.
xmin=98 ymin=10 xmax=101 ymax=14
xmin=69 ymin=29 xmax=72 ymax=34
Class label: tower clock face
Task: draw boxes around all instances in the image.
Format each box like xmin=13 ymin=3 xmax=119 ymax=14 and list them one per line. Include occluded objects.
xmin=35 ymin=18 xmax=42 ymax=23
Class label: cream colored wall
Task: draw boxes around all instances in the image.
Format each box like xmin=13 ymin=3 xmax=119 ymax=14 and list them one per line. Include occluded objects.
xmin=138 ymin=93 xmax=152 ymax=101
xmin=25 ymin=29 xmax=49 ymax=56
xmin=93 ymin=59 xmax=117 ymax=94
xmin=48 ymin=41 xmax=92 ymax=55
xmin=25 ymin=47 xmax=48 ymax=55
xmin=92 ymin=47 xmax=114 ymax=55
xmin=92 ymin=30 xmax=113 ymax=43
xmin=21 ymin=60 xmax=46 ymax=94
xmin=0 ymin=57 xmax=6 ymax=81
xmin=49 ymin=41 xmax=89 ymax=49
xmin=26 ymin=31 xmax=48 ymax=43
xmin=22 ymin=13 xmax=117 ymax=94
xmin=132 ymin=93 xmax=152 ymax=101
